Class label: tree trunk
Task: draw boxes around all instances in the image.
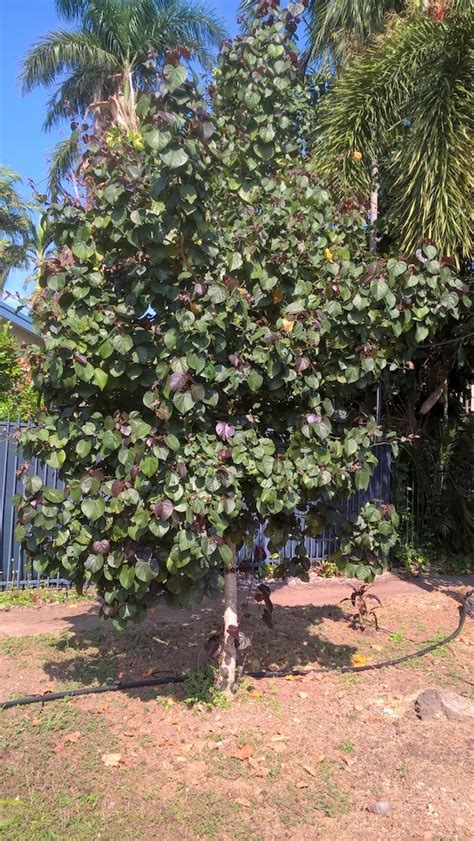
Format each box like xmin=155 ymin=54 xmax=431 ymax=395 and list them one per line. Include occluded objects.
xmin=218 ymin=549 xmax=238 ymax=696
xmin=369 ymin=158 xmax=379 ymax=256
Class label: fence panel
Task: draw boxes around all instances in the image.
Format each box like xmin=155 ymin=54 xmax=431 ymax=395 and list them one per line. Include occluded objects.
xmin=0 ymin=418 xmax=391 ymax=589
xmin=0 ymin=419 xmax=64 ymax=589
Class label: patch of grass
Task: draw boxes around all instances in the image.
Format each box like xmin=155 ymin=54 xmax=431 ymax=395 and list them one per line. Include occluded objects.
xmin=388 ymin=631 xmax=404 ymax=643
xmin=0 ymin=788 xmax=103 ymax=840
xmin=397 ymin=761 xmax=409 ymax=781
xmin=428 ymin=630 xmax=452 ymax=658
xmin=183 ymin=667 xmax=230 ymax=710
xmin=0 ymin=587 xmax=95 ymax=607
xmin=336 ymin=739 xmax=355 ymax=754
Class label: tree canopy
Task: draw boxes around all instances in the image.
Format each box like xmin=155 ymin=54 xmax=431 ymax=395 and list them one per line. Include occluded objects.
xmin=16 ymin=5 xmax=468 ymax=650
xmin=20 ymin=0 xmax=227 ymax=196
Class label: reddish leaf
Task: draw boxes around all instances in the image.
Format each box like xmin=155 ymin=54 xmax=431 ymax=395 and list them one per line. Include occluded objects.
xmin=152 ymin=499 xmax=174 ymax=520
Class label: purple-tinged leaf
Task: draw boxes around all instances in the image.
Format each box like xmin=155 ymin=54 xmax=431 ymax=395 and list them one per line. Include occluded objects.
xmin=111 ymin=480 xmax=126 ymax=497
xmin=216 ymin=422 xmax=235 ymax=441
xmin=194 ymin=281 xmax=207 ymax=297
xmin=295 ymin=356 xmax=310 ymax=373
xmin=306 ymin=413 xmax=322 ymax=425
xmin=92 ymin=539 xmax=110 ymax=556
xmin=152 ymin=499 xmax=174 ymax=520
xmin=169 ymin=371 xmax=189 ymax=392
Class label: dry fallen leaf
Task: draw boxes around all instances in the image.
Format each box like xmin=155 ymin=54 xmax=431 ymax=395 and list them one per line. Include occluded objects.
xmin=271 ymin=742 xmax=287 ymax=754
xmin=64 ymin=731 xmax=81 ymax=744
xmin=270 ymin=735 xmax=288 ymax=742
xmin=351 ymin=653 xmax=369 ymax=668
xmin=296 ymin=781 xmax=310 ymax=789
xmin=233 ymin=744 xmax=254 ymax=761
xmin=248 ymin=761 xmax=269 ymax=778
xmin=298 ymin=691 xmax=308 ymax=699
xmin=101 ymin=753 xmax=123 ymax=767
xmin=303 ymin=765 xmax=318 ymax=777
xmin=248 ymin=690 xmax=264 ymax=699
xmin=284 ymin=675 xmax=301 ymax=682
xmin=235 ymin=797 xmax=251 ymax=808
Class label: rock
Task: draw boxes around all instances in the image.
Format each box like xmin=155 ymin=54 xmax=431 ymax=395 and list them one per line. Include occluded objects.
xmin=415 ymin=689 xmax=444 ymax=720
xmin=415 ymin=689 xmax=474 ymax=722
xmin=367 ymin=800 xmax=391 ymax=814
xmin=439 ymin=691 xmax=474 ymax=722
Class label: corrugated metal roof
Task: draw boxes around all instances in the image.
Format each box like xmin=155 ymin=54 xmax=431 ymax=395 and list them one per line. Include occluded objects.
xmin=0 ymin=301 xmax=36 ymax=336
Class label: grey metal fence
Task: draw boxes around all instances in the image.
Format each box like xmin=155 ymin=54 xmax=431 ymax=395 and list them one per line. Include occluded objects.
xmin=0 ymin=418 xmax=391 ymax=589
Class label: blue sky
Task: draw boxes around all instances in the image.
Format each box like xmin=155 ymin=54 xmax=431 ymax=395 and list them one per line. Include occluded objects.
xmin=0 ymin=0 xmax=239 ymax=300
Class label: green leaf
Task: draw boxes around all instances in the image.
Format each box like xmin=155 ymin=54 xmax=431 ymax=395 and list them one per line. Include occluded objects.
xmin=85 ymin=554 xmax=104 ymax=574
xmin=161 ymin=148 xmax=189 ymax=169
xmin=164 ymin=64 xmax=188 ymax=92
xmin=46 ymin=450 xmax=66 ymax=469
xmin=140 ymin=455 xmax=159 ymax=477
xmin=24 ymin=475 xmax=43 ymax=496
xmin=355 ymin=467 xmax=371 ymax=491
xmin=71 ymin=241 xmax=95 ymax=261
xmin=173 ymin=390 xmax=195 ymax=414
xmin=248 ymin=370 xmax=263 ymax=392
xmin=119 ymin=565 xmax=135 ymax=589
xmin=135 ymin=559 xmax=159 ymax=582
xmin=165 ymin=434 xmax=180 ymax=451
xmin=142 ymin=128 xmax=171 ymax=152
xmin=415 ymin=325 xmax=429 ymax=343
xmin=76 ymin=440 xmax=92 ymax=458
xmin=112 ymin=334 xmax=133 ymax=354
xmin=344 ymin=438 xmax=358 ymax=457
xmin=218 ymin=544 xmax=234 ymax=565
xmin=81 ymin=498 xmax=105 ymax=521
xmin=43 ymin=488 xmax=64 ymax=504
xmin=129 ymin=418 xmax=152 ymax=439
xmin=93 ymin=368 xmax=108 ymax=390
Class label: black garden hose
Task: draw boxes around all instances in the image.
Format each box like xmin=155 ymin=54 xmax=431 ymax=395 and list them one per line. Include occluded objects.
xmin=1 ymin=590 xmax=473 ymax=711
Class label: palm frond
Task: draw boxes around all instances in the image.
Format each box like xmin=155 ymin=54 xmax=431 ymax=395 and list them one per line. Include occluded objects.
xmin=43 ymin=65 xmax=118 ymax=130
xmin=20 ymin=29 xmax=119 ymax=94
xmin=316 ymin=9 xmax=474 ymax=258
xmin=47 ymin=131 xmax=83 ymax=199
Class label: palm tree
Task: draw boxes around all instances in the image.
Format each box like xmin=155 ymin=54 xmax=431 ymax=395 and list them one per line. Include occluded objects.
xmin=316 ymin=3 xmax=473 ymax=260
xmin=0 ymin=167 xmax=34 ymax=291
xmin=20 ymin=0 xmax=226 ymax=195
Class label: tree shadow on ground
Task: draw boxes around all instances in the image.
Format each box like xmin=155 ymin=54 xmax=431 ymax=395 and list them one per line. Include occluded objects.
xmin=41 ymin=602 xmax=358 ymax=703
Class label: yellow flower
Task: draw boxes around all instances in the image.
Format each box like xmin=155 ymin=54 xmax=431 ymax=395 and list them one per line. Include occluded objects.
xmin=282 ymin=318 xmax=295 ymax=333
xmin=352 ymin=150 xmax=363 ymax=161
xmin=238 ymin=287 xmax=247 ymax=297
xmin=271 ymin=287 xmax=283 ymax=304
xmin=324 ymin=248 xmax=334 ymax=263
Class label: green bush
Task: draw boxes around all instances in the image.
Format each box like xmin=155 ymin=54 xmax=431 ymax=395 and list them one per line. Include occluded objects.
xmin=0 ymin=323 xmax=38 ymax=420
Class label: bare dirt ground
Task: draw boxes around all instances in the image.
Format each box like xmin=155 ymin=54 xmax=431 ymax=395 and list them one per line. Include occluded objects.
xmin=1 ymin=573 xmax=473 ymax=840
